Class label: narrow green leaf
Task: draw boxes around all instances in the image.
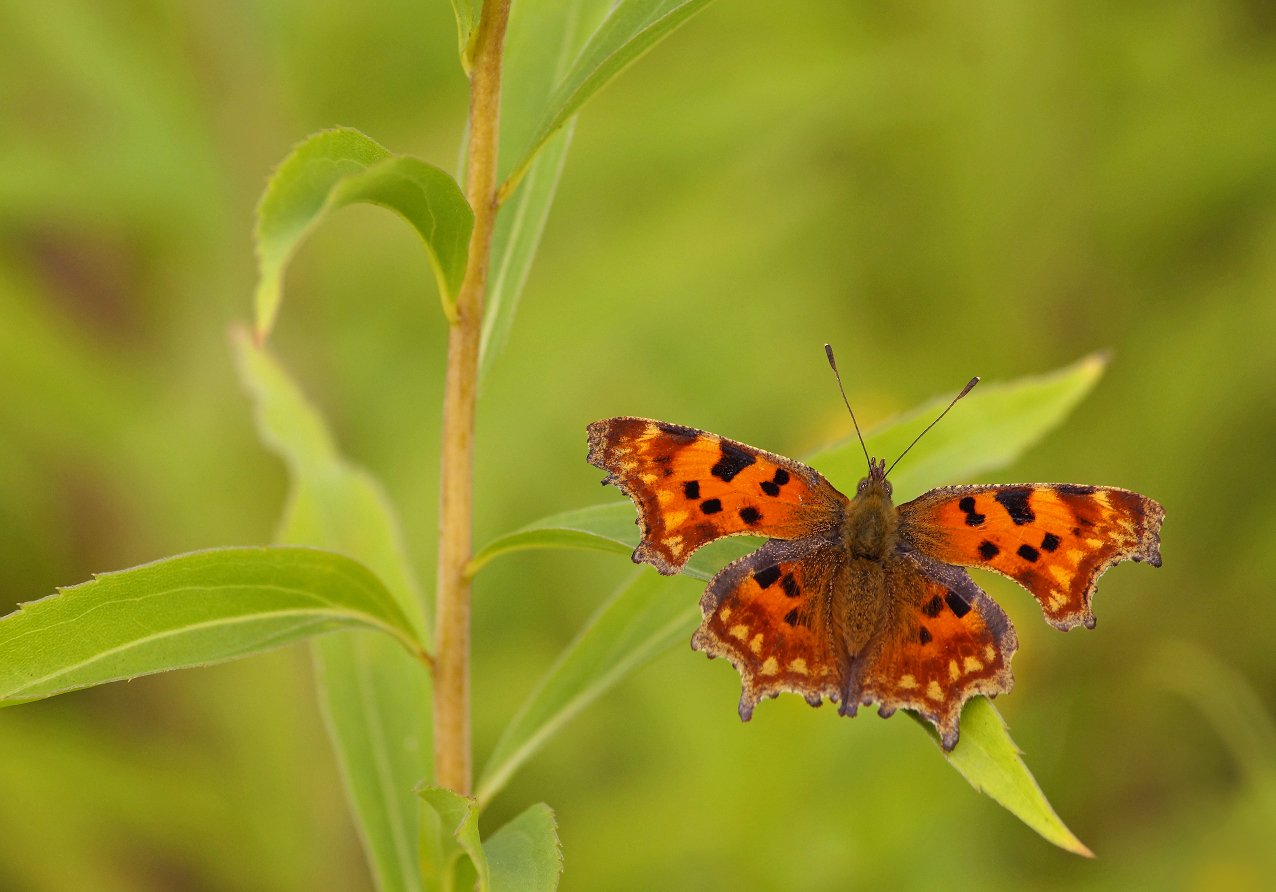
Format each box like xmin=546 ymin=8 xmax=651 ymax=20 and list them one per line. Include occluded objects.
xmin=479 ymin=124 xmax=574 ymax=385
xmin=941 ymin=698 xmax=1094 ymax=857
xmin=503 ymin=0 xmax=716 ymax=187
xmin=468 ymin=503 xmax=749 ymax=583
xmin=486 ymin=803 xmax=563 ymax=892
xmin=448 ymin=0 xmax=480 ymax=73
xmin=253 ymin=127 xmax=473 ymax=338
xmin=809 ymin=352 xmax=1108 ymax=499
xmin=0 ymin=546 xmax=424 ymax=706
xmin=419 ymin=787 xmax=488 ymax=890
xmin=473 ymin=356 xmax=1108 ymax=845
xmin=236 ymin=333 xmax=431 ymax=892
xmin=477 ymin=571 xmax=701 ymax=806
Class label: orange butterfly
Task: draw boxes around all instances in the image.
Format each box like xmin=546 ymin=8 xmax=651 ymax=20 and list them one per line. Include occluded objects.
xmin=586 ymin=348 xmax=1163 ymax=750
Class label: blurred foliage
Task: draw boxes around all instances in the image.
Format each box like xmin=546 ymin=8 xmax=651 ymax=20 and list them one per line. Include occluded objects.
xmin=2 ymin=0 xmax=1275 ymax=889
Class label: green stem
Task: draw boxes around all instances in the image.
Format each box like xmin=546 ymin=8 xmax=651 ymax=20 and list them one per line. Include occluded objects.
xmin=433 ymin=0 xmax=511 ymax=796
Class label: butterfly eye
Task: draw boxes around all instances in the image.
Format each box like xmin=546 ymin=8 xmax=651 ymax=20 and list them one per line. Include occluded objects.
xmin=883 ymin=480 xmax=893 ymax=498
xmin=856 ymin=478 xmax=869 ymax=494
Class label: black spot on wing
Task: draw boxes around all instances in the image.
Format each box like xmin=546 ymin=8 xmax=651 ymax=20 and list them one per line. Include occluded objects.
xmin=922 ymin=595 xmax=944 ymax=618
xmin=655 ymin=422 xmax=699 ymax=443
xmin=760 ymin=481 xmax=780 ymax=496
xmin=978 ymin=540 xmax=999 ymax=560
xmin=711 ymin=442 xmax=756 ymax=482
xmin=682 ymin=480 xmax=700 ymax=500
xmin=753 ymin=566 xmax=781 ymax=589
xmin=783 ymin=609 xmax=799 ymax=626
xmin=958 ymin=496 xmax=986 ymax=526
xmin=1041 ymin=532 xmax=1061 ymax=552
xmin=995 ymin=488 xmax=1035 ymax=525
xmin=773 ymin=468 xmax=790 ymax=486
xmin=1017 ymin=544 xmax=1040 ymax=563
xmin=1054 ymin=483 xmax=1097 ymax=496
xmin=780 ymin=573 xmax=801 ymax=598
xmin=699 ymin=498 xmax=723 ymax=515
xmin=918 ymin=626 xmax=933 ymax=645
xmin=944 ymin=590 xmax=971 ymax=618
xmin=739 ymin=506 xmax=762 ymax=525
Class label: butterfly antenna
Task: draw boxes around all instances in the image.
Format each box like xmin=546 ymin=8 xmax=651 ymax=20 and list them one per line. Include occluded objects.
xmin=824 ymin=344 xmax=872 ymax=472
xmin=884 ymin=376 xmax=980 ymax=478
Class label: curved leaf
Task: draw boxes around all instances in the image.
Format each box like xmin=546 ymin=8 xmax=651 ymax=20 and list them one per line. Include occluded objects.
xmin=486 ymin=804 xmax=562 ymax=892
xmin=941 ymin=698 xmax=1093 ymax=857
xmin=502 ymin=0 xmax=716 ymax=189
xmin=0 ymin=546 xmax=425 ymax=706
xmin=235 ymin=332 xmax=431 ymax=892
xmin=253 ymin=127 xmax=473 ymax=337
xmin=477 ymin=571 xmax=700 ymax=806
xmin=419 ymin=787 xmax=487 ymax=891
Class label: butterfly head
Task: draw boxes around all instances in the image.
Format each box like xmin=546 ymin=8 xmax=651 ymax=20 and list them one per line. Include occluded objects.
xmin=855 ymin=456 xmax=893 ymax=500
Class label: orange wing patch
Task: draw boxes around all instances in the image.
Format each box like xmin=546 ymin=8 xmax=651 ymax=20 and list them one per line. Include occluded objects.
xmin=898 ymin=484 xmax=1164 ymax=630
xmin=857 ymin=557 xmax=1017 ymax=750
xmin=587 ymin=417 xmax=847 ymax=574
xmin=691 ymin=539 xmax=846 ymax=718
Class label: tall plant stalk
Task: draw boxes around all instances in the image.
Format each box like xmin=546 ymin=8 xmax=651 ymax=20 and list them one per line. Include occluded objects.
xmin=433 ymin=0 xmax=512 ymax=796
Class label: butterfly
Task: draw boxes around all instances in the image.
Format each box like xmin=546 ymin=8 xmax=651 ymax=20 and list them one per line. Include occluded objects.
xmin=586 ymin=348 xmax=1164 ymax=750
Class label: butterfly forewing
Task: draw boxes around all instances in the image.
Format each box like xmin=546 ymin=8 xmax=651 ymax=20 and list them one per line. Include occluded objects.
xmin=587 ymin=417 xmax=848 ymax=574
xmin=898 ymin=484 xmax=1164 ymax=630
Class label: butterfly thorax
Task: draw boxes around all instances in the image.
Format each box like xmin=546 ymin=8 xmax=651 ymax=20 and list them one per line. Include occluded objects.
xmin=843 ymin=465 xmax=898 ymax=560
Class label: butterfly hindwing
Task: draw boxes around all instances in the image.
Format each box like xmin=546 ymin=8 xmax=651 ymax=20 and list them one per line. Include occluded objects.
xmin=897 ymin=484 xmax=1164 ymax=630
xmin=691 ymin=538 xmax=847 ymax=718
xmin=587 ymin=417 xmax=848 ymax=574
xmin=855 ymin=555 xmax=1017 ymax=750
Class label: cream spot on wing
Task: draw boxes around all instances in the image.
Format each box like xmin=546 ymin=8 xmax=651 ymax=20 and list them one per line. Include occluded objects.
xmin=964 ymin=656 xmax=984 ymax=673
xmin=663 ymin=510 xmax=689 ymax=528
xmin=665 ymin=539 xmax=684 ymax=558
xmin=1048 ymin=564 xmax=1071 ymax=586
xmin=729 ymin=624 xmax=749 ymax=641
xmin=898 ymin=674 xmax=917 ymax=690
xmin=719 ymin=606 xmax=732 ymax=622
xmin=1048 ymin=592 xmax=1067 ymax=612
xmin=760 ymin=656 xmax=778 ymax=676
xmin=639 ymin=473 xmax=658 ymax=485
xmin=788 ymin=658 xmax=808 ymax=674
xmin=656 ymin=489 xmax=674 ymax=505
xmin=927 ymin=680 xmax=944 ymax=701
xmin=1085 ymin=537 xmax=1105 ymax=549
xmin=749 ymin=633 xmax=764 ymax=655
xmin=948 ymin=660 xmax=960 ymax=681
xmin=1067 ymin=549 xmax=1085 ymax=562
xmin=984 ymin=645 xmax=996 ymax=662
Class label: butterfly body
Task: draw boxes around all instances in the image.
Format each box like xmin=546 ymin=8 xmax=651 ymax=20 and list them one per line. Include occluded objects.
xmin=587 ymin=415 xmax=1163 ymax=750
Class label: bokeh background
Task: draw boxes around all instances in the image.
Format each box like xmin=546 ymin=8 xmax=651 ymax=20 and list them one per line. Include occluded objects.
xmin=3 ymin=1 xmax=1275 ymax=889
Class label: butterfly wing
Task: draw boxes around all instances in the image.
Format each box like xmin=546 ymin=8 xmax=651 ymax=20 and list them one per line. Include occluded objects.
xmin=854 ymin=554 xmax=1017 ymax=750
xmin=897 ymin=484 xmax=1164 ymax=630
xmin=587 ymin=417 xmax=849 ymax=574
xmin=691 ymin=538 xmax=847 ymax=718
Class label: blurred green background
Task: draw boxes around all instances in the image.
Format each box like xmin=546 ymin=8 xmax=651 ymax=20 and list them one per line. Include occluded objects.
xmin=3 ymin=1 xmax=1275 ymax=889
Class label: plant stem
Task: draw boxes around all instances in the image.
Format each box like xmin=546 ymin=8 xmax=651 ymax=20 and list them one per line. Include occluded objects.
xmin=433 ymin=0 xmax=511 ymax=796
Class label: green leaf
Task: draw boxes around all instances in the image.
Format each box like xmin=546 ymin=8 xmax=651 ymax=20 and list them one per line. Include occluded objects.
xmin=419 ymin=787 xmax=488 ymax=890
xmin=486 ymin=803 xmax=563 ymax=892
xmin=449 ymin=0 xmax=480 ymax=72
xmin=253 ymin=127 xmax=473 ymax=338
xmin=502 ymin=0 xmax=716 ymax=189
xmin=941 ymin=698 xmax=1094 ymax=857
xmin=480 ymin=124 xmax=574 ymax=386
xmin=477 ymin=570 xmax=701 ymax=806
xmin=0 ymin=546 xmax=425 ymax=706
xmin=235 ymin=332 xmax=431 ymax=892
xmin=808 ymin=352 xmax=1108 ymax=499
xmin=468 ymin=502 xmax=752 ymax=583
